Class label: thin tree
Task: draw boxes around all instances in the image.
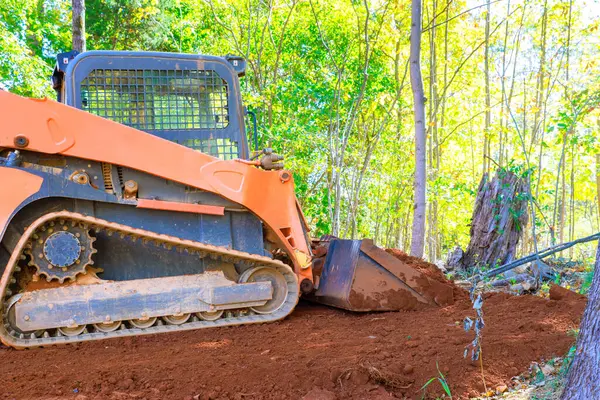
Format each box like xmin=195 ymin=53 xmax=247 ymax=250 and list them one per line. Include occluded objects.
xmin=482 ymin=0 xmax=491 ymax=174
xmin=597 ymin=118 xmax=600 ymax=221
xmin=409 ymin=0 xmax=426 ymax=258
xmin=427 ymin=0 xmax=440 ymax=262
xmin=72 ymin=0 xmax=86 ymax=53
xmin=560 ymin=240 xmax=600 ymax=399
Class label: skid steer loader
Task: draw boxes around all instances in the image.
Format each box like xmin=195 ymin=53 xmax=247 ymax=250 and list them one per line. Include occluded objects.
xmin=0 ymin=51 xmax=453 ymax=349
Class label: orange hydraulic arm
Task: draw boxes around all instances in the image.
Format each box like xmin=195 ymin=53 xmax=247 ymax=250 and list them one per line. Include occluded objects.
xmin=0 ymin=91 xmax=313 ymax=283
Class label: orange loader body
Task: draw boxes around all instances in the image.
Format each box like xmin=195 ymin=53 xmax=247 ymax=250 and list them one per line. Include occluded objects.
xmin=0 ymin=90 xmax=313 ymax=281
xmin=0 ymin=51 xmax=451 ymax=349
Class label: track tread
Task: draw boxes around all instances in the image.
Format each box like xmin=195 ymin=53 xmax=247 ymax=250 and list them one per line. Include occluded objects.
xmin=0 ymin=211 xmax=299 ymax=349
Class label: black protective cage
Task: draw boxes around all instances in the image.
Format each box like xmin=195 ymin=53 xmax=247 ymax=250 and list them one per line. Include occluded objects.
xmin=52 ymin=51 xmax=249 ymax=160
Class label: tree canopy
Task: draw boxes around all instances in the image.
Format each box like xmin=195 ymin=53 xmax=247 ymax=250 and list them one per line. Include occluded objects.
xmin=2 ymin=0 xmax=599 ymax=262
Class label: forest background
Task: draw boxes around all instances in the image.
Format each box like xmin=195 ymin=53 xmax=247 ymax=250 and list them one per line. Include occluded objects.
xmin=2 ymin=0 xmax=600 ymax=264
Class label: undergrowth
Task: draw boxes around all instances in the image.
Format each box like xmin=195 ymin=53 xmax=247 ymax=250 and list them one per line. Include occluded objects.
xmin=580 ymin=270 xmax=594 ymax=294
xmin=421 ymin=362 xmax=452 ymax=399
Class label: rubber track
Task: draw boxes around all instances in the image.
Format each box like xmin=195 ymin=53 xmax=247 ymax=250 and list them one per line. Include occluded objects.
xmin=0 ymin=211 xmax=299 ymax=349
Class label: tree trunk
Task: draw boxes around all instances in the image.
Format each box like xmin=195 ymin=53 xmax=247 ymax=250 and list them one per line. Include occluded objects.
xmin=560 ymin=144 xmax=566 ymax=245
xmin=596 ymin=149 xmax=600 ymax=221
xmin=530 ymin=0 xmax=547 ymax=149
xmin=427 ymin=0 xmax=438 ymax=262
xmin=409 ymin=0 xmax=426 ymax=258
xmin=483 ymin=0 xmax=491 ymax=174
xmin=72 ymin=0 xmax=86 ymax=53
xmin=569 ymin=145 xmax=575 ymax=257
xmin=460 ymin=170 xmax=529 ymax=269
xmin=553 ymin=130 xmax=569 ymax=245
xmin=498 ymin=0 xmax=511 ymax=168
xmin=560 ymin=240 xmax=600 ymax=399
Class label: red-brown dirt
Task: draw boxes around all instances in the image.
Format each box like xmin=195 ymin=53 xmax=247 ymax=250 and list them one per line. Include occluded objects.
xmin=385 ymin=249 xmax=450 ymax=284
xmin=0 ymin=254 xmax=587 ymax=400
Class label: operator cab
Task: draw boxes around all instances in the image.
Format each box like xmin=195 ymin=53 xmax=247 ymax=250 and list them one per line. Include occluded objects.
xmin=51 ymin=51 xmax=249 ymax=160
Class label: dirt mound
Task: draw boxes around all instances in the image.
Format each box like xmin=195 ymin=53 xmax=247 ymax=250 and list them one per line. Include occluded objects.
xmin=385 ymin=248 xmax=468 ymax=306
xmin=0 ymin=258 xmax=587 ymax=400
xmin=549 ymin=284 xmax=585 ymax=302
xmin=385 ymin=249 xmax=448 ymax=284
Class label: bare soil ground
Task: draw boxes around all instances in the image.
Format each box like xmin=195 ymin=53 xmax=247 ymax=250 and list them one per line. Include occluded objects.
xmin=0 ymin=255 xmax=587 ymax=400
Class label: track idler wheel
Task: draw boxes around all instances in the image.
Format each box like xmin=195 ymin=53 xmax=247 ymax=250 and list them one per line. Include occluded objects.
xmin=5 ymin=295 xmax=44 ymax=339
xmin=239 ymin=267 xmax=288 ymax=314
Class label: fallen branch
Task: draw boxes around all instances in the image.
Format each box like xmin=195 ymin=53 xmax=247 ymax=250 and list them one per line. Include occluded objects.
xmin=489 ymin=273 xmax=531 ymax=287
xmin=480 ymin=232 xmax=600 ymax=279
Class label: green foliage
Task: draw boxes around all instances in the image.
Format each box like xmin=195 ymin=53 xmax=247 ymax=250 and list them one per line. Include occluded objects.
xmin=0 ymin=0 xmax=70 ymax=96
xmin=560 ymin=348 xmax=576 ymax=371
xmin=540 ymin=282 xmax=551 ymax=294
xmin=421 ymin=362 xmax=452 ymax=399
xmin=498 ymin=160 xmax=534 ymax=180
xmin=580 ymin=270 xmax=595 ymax=294
xmin=86 ymin=0 xmax=179 ymax=51
xmin=1 ymin=0 xmax=600 ymax=257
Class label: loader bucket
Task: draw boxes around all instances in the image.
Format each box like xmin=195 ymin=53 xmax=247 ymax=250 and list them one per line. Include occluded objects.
xmin=309 ymin=239 xmax=454 ymax=312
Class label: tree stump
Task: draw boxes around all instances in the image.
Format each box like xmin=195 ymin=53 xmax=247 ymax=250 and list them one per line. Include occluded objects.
xmin=459 ymin=169 xmax=529 ymax=270
xmin=560 ymin=241 xmax=600 ymax=399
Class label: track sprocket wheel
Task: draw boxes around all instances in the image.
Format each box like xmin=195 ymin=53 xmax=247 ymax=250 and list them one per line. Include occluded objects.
xmin=25 ymin=220 xmax=96 ymax=283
